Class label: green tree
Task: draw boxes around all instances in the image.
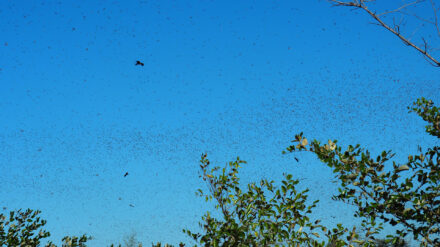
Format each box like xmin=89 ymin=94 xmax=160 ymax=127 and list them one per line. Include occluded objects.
xmin=0 ymin=208 xmax=91 ymax=247
xmin=183 ymin=154 xmax=377 ymax=246
xmin=283 ymin=98 xmax=440 ymax=246
xmin=178 ymin=99 xmax=439 ymax=247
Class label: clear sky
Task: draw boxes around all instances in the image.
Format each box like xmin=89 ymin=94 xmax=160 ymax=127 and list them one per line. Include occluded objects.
xmin=1 ymin=0 xmax=439 ymax=246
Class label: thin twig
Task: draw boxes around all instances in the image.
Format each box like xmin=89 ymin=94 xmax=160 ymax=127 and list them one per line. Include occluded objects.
xmin=377 ymin=0 xmax=423 ymax=17
xmin=430 ymin=0 xmax=440 ymax=38
xmin=407 ymin=22 xmax=424 ymax=42
xmin=399 ymin=10 xmax=435 ymax=25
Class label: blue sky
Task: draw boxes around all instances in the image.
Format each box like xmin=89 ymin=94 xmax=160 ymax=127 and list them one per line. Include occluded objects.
xmin=1 ymin=0 xmax=439 ymax=245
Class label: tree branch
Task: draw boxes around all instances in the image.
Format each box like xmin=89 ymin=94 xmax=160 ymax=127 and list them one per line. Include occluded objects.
xmin=328 ymin=0 xmax=440 ymax=67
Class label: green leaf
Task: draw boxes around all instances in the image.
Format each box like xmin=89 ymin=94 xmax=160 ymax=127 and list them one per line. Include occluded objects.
xmin=396 ymin=165 xmax=410 ymax=172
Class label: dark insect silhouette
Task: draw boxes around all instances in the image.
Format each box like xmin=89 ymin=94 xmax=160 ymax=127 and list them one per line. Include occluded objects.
xmin=124 ymin=172 xmax=129 ymax=177
xmin=129 ymin=204 xmax=135 ymax=207
xmin=294 ymin=157 xmax=299 ymax=162
xmin=135 ymin=60 xmax=144 ymax=66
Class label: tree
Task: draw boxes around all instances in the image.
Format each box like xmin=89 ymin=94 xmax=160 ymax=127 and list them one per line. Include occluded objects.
xmin=183 ymin=155 xmax=348 ymax=246
xmin=182 ymin=154 xmax=383 ymax=246
xmin=179 ymin=100 xmax=439 ymax=247
xmin=0 ymin=208 xmax=91 ymax=247
xmin=284 ymin=98 xmax=439 ymax=246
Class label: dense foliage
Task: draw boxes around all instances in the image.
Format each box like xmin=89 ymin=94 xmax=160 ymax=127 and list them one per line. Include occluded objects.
xmin=0 ymin=209 xmax=90 ymax=246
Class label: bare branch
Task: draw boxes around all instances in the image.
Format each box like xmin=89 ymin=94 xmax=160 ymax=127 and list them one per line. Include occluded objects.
xmin=430 ymin=0 xmax=440 ymax=38
xmin=377 ymin=0 xmax=423 ymax=17
xmin=328 ymin=0 xmax=440 ymax=67
xmin=327 ymin=0 xmax=360 ymax=7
